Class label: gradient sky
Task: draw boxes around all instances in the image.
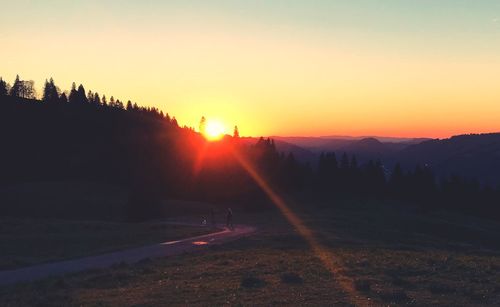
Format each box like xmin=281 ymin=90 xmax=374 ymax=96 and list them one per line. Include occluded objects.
xmin=1 ymin=0 xmax=500 ymax=138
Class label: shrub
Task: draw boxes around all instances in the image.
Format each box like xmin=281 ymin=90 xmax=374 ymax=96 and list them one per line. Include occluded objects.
xmin=280 ymin=273 xmax=304 ymax=284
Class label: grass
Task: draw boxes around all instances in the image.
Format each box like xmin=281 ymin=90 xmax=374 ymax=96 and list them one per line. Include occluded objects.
xmin=353 ymin=279 xmax=371 ymax=292
xmin=0 ymin=218 xmax=214 ymax=270
xmin=0 ymin=229 xmax=350 ymax=306
xmin=1 ymin=200 xmax=500 ymax=306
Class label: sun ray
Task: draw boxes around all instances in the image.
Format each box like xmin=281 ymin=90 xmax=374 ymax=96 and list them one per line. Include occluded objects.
xmin=230 ymin=146 xmax=368 ymax=306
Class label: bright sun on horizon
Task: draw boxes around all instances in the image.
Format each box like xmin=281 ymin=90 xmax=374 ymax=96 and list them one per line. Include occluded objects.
xmin=204 ymin=119 xmax=226 ymax=141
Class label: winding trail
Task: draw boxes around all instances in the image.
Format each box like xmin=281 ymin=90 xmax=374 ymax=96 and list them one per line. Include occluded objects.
xmin=0 ymin=224 xmax=255 ymax=286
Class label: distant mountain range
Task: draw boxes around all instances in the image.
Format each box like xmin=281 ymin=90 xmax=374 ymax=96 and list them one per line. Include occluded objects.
xmin=272 ymin=135 xmax=430 ymax=153
xmin=254 ymin=133 xmax=500 ymax=186
xmin=398 ymin=133 xmax=500 ymax=186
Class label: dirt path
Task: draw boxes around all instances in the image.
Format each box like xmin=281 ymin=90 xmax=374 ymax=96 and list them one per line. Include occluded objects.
xmin=0 ymin=224 xmax=255 ymax=286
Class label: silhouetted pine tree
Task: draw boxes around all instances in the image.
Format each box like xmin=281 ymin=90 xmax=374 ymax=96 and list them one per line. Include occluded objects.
xmin=318 ymin=153 xmax=326 ymax=174
xmin=389 ymin=163 xmax=405 ymax=198
xmin=320 ymin=152 xmax=340 ymax=194
xmin=317 ymin=152 xmax=339 ymax=195
xmin=77 ymin=84 xmax=88 ymax=104
xmin=317 ymin=152 xmax=326 ymax=192
xmin=282 ymin=152 xmax=306 ymax=190
xmin=68 ymin=82 xmax=78 ymax=103
xmin=199 ymin=116 xmax=206 ymax=135
xmin=346 ymin=154 xmax=359 ymax=195
xmin=9 ymin=75 xmax=22 ymax=97
xmin=350 ymin=155 xmax=358 ymax=170
xmin=340 ymin=152 xmax=349 ymax=170
xmin=42 ymin=78 xmax=59 ymax=103
xmin=0 ymin=77 xmax=8 ymax=96
xmin=59 ymin=92 xmax=68 ymax=104
xmin=336 ymin=153 xmax=350 ymax=195
xmin=93 ymin=93 xmax=101 ymax=105
xmin=87 ymin=90 xmax=94 ymax=104
xmin=362 ymin=159 xmax=385 ymax=198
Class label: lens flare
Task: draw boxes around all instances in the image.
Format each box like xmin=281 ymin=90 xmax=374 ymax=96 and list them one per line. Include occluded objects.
xmin=230 ymin=147 xmax=368 ymax=306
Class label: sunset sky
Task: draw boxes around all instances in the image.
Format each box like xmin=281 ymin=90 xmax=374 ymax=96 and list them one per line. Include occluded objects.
xmin=1 ymin=0 xmax=500 ymax=138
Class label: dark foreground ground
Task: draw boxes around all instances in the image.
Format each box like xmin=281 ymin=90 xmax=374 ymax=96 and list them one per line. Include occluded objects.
xmin=0 ymin=218 xmax=213 ymax=270
xmin=1 ymin=200 xmax=500 ymax=306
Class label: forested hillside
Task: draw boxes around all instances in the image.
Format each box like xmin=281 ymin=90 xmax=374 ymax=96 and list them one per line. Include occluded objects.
xmin=1 ymin=75 xmax=499 ymax=221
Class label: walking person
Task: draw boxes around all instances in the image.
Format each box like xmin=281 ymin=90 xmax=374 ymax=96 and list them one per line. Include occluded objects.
xmin=226 ymin=208 xmax=233 ymax=230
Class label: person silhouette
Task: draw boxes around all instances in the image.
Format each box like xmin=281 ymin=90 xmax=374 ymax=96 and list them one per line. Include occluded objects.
xmin=226 ymin=208 xmax=233 ymax=230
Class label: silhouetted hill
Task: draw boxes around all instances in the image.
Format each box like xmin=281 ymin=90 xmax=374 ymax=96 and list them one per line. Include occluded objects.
xmin=339 ymin=137 xmax=391 ymax=156
xmin=320 ymin=135 xmax=432 ymax=144
xmin=271 ymin=136 xmax=352 ymax=151
xmin=273 ymin=133 xmax=500 ymax=186
xmin=0 ymin=92 xmax=308 ymax=219
xmin=398 ymin=133 xmax=500 ymax=185
xmin=272 ymin=135 xmax=429 ymax=154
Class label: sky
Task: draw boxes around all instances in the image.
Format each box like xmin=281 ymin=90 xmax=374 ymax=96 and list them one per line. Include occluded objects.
xmin=1 ymin=0 xmax=500 ymax=138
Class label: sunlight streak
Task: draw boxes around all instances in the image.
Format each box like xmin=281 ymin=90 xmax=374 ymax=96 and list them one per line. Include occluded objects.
xmin=193 ymin=141 xmax=209 ymax=177
xmin=231 ymin=147 xmax=368 ymax=306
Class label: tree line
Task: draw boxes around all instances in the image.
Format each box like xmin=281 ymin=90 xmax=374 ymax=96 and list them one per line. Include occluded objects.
xmin=0 ymin=75 xmax=175 ymax=121
xmin=0 ymin=74 xmax=498 ymax=221
xmin=233 ymin=141 xmax=500 ymax=219
xmin=313 ymin=152 xmax=498 ymax=218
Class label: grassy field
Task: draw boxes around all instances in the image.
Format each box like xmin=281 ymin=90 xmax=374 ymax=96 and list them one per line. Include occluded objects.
xmin=1 ymin=200 xmax=500 ymax=306
xmin=0 ymin=218 xmax=214 ymax=270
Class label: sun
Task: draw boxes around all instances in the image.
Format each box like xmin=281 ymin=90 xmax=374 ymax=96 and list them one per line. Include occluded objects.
xmin=204 ymin=119 xmax=226 ymax=141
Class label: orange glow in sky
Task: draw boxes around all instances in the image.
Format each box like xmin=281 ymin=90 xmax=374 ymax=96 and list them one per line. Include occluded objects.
xmin=1 ymin=1 xmax=500 ymax=138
